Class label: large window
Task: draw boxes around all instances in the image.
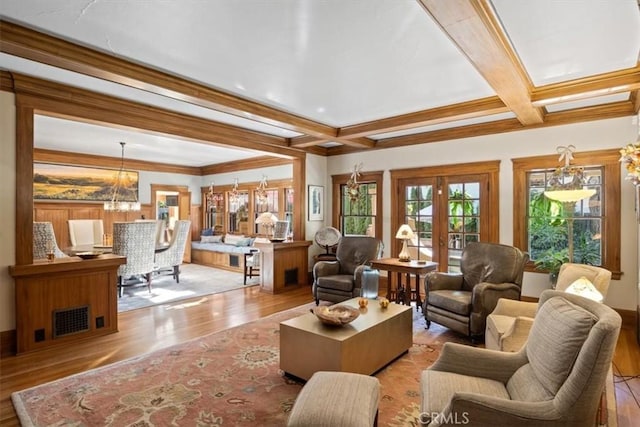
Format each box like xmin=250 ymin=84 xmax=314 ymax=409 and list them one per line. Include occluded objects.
xmin=332 ymin=171 xmax=383 ymax=238
xmin=513 ymin=149 xmax=621 ymax=278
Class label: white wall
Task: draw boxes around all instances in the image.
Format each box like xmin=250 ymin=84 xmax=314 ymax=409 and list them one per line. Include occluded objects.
xmin=305 ymin=154 xmax=328 ymax=260
xmin=326 ymin=116 xmax=639 ymax=311
xmin=0 ymin=91 xmax=16 ymax=332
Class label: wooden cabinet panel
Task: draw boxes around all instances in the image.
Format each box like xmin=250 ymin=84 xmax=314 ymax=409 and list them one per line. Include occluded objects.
xmin=9 ymin=255 xmax=126 ymax=353
xmin=254 ymin=240 xmax=311 ymax=294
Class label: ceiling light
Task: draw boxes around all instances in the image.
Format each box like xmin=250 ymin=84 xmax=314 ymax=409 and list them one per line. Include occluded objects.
xmin=531 ymin=85 xmax=631 ymax=107
xmin=104 ymin=142 xmax=140 ymax=212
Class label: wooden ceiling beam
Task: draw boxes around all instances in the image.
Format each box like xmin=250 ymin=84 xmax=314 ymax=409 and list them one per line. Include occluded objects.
xmin=0 ymin=20 xmax=337 ymax=139
xmin=326 ymin=101 xmax=634 ymax=155
xmin=531 ymin=66 xmax=640 ymax=106
xmin=417 ymin=0 xmax=544 ymax=126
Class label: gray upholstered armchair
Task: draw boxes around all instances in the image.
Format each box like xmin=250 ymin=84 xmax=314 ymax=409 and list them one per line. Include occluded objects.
xmin=154 ymin=220 xmax=191 ymax=283
xmin=313 ymin=236 xmax=382 ymax=305
xmin=421 ymin=290 xmax=621 ymax=427
xmin=423 ymin=242 xmax=528 ymax=339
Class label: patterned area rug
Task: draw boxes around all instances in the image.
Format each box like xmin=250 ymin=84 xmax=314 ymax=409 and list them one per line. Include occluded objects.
xmin=12 ymin=303 xmax=466 ymax=426
xmin=118 ymin=263 xmax=258 ymax=312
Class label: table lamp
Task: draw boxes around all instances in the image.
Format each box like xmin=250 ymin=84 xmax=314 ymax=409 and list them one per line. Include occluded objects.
xmin=255 ymin=212 xmax=278 ymax=238
xmin=395 ymin=224 xmax=415 ymax=262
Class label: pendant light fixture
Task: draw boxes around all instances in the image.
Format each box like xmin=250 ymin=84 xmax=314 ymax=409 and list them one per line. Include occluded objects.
xmin=104 ymin=142 xmax=141 ymax=212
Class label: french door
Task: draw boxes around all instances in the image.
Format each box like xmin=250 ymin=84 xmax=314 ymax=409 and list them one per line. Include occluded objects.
xmin=391 ymin=162 xmax=498 ymax=273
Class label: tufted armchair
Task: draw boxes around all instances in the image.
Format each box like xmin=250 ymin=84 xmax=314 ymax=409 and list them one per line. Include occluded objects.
xmin=154 ymin=220 xmax=191 ymax=283
xmin=420 ymin=290 xmax=621 ymax=427
xmin=313 ymin=236 xmax=382 ymax=305
xmin=113 ymin=221 xmax=157 ymax=297
xmin=485 ymin=262 xmax=612 ymax=352
xmin=33 ymin=222 xmax=68 ymax=260
xmin=423 ymin=242 xmax=528 ymax=339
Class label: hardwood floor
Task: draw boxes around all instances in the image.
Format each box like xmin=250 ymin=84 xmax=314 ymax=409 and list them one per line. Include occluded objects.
xmin=1 ymin=285 xmax=638 ymax=425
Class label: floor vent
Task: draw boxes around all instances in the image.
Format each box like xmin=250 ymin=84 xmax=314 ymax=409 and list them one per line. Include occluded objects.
xmin=229 ymin=254 xmax=240 ymax=267
xmin=53 ymin=306 xmax=90 ymax=338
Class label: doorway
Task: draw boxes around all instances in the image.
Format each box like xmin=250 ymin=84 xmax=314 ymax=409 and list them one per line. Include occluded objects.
xmin=150 ymin=184 xmax=192 ymax=261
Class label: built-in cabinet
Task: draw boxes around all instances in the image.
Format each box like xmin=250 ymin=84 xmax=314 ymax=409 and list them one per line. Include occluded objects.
xmin=254 ymin=240 xmax=312 ymax=294
xmin=201 ymin=178 xmax=294 ymax=237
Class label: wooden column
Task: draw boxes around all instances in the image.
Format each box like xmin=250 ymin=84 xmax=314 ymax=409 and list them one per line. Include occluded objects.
xmin=255 ymin=240 xmax=312 ymax=294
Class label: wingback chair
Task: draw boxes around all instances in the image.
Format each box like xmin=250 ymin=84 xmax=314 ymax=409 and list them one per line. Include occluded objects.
xmin=423 ymin=242 xmax=528 ymax=339
xmin=154 ymin=220 xmax=191 ymax=283
xmin=112 ymin=221 xmax=157 ymax=297
xmin=313 ymin=236 xmax=382 ymax=305
xmin=485 ymin=262 xmax=612 ymax=352
xmin=420 ymin=290 xmax=621 ymax=427
xmin=68 ymin=219 xmax=104 ymax=246
xmin=33 ymin=222 xmax=68 ymax=260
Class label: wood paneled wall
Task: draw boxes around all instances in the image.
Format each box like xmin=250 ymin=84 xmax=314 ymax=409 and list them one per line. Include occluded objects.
xmin=34 ymin=202 xmax=151 ymax=250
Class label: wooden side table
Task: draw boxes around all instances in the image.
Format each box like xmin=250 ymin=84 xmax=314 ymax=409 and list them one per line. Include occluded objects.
xmin=369 ymin=258 xmax=438 ymax=311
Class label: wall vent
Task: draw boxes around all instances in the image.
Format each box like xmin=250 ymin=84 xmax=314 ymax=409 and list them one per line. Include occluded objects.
xmin=53 ymin=306 xmax=90 ymax=338
xmin=229 ymin=254 xmax=240 ymax=267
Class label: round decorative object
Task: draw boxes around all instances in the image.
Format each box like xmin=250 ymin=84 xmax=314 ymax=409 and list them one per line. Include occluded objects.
xmin=358 ymin=298 xmax=368 ymax=308
xmin=314 ymin=226 xmax=341 ymax=254
xmin=311 ymin=305 xmax=360 ymax=326
xmin=378 ymin=297 xmax=390 ymax=309
xmin=75 ymin=251 xmax=103 ymax=260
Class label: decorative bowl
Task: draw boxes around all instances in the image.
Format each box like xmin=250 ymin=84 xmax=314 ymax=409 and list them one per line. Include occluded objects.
xmin=76 ymin=251 xmax=103 ymax=260
xmin=311 ymin=305 xmax=360 ymax=326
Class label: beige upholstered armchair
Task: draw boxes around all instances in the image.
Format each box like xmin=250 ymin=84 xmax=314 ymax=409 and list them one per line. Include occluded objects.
xmin=67 ymin=219 xmax=104 ymax=246
xmin=485 ymin=262 xmax=612 ymax=352
xmin=423 ymin=242 xmax=528 ymax=339
xmin=421 ymin=290 xmax=621 ymax=427
xmin=313 ymin=236 xmax=382 ymax=305
xmin=154 ymin=220 xmax=191 ymax=283
xmin=113 ymin=221 xmax=157 ymax=297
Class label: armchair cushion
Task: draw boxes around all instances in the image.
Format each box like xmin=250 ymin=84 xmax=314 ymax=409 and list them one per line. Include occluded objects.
xmin=427 ymin=290 xmax=471 ymax=316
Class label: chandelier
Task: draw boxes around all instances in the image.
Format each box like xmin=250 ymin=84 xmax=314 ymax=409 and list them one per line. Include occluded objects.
xmin=104 ymin=142 xmax=141 ymax=212
xmin=229 ymin=178 xmax=240 ymax=206
xmin=256 ymin=175 xmax=268 ymax=205
xmin=346 ymin=163 xmax=363 ymax=202
xmin=206 ymin=182 xmax=224 ymax=207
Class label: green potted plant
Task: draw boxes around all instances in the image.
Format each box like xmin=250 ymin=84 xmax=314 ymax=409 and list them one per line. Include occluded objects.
xmin=534 ymin=248 xmax=569 ymax=286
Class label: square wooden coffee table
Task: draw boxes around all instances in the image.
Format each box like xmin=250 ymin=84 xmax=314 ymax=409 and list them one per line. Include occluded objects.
xmin=279 ymin=298 xmax=413 ymax=380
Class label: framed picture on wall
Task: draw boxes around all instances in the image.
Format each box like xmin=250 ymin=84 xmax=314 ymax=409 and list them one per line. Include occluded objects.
xmin=308 ymin=185 xmax=324 ymax=221
xmin=34 ymin=162 xmax=139 ymax=202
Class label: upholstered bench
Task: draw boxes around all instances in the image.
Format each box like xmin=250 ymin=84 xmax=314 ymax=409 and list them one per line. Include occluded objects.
xmin=287 ymin=371 xmax=380 ymax=427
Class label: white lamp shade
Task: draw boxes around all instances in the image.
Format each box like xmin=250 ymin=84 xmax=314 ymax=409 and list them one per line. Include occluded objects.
xmin=395 ymin=224 xmax=415 ymax=239
xmin=565 ymin=276 xmax=604 ymax=303
xmin=544 ymin=188 xmax=595 ymax=203
xmin=255 ymin=212 xmax=278 ymax=225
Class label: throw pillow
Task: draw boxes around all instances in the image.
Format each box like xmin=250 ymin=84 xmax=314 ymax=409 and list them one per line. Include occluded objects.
xmin=201 ymin=235 xmax=223 ymax=243
xmin=235 ymin=237 xmax=253 ymax=247
xmin=526 ymin=296 xmax=597 ymax=395
xmin=201 ymin=228 xmax=214 ymax=236
xmin=224 ymin=234 xmax=245 ymax=246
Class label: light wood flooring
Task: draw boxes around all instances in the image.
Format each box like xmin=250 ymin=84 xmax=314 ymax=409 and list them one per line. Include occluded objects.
xmin=1 ymin=285 xmax=638 ymax=425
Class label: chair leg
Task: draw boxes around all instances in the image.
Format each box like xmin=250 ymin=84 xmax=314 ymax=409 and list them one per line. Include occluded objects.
xmin=146 ymin=272 xmax=152 ymax=293
xmin=173 ymin=265 xmax=180 ymax=283
xmin=118 ymin=276 xmax=124 ymax=298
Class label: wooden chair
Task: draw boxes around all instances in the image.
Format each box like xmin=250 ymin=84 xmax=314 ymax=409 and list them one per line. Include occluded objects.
xmin=243 ymin=249 xmax=260 ymax=285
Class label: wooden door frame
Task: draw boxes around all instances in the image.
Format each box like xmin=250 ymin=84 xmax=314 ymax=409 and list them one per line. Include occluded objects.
xmin=390 ymin=160 xmax=500 ymax=271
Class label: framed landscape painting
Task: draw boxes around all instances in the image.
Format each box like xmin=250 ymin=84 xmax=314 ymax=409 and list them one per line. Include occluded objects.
xmin=34 ymin=163 xmax=139 ymax=202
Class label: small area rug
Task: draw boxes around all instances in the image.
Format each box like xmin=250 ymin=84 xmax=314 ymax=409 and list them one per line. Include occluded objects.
xmin=118 ymin=263 xmax=257 ymax=312
xmin=12 ymin=304 xmax=465 ymax=426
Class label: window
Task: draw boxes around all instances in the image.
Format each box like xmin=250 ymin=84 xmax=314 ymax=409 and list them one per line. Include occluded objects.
xmin=513 ymin=149 xmax=621 ymax=278
xmin=332 ymin=171 xmax=383 ymax=238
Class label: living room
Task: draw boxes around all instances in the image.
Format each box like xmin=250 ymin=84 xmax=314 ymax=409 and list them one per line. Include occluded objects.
xmin=1 ymin=1 xmax=639 ymax=425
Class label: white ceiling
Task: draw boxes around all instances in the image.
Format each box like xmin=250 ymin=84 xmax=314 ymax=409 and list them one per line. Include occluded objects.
xmin=1 ymin=0 xmax=639 ymax=167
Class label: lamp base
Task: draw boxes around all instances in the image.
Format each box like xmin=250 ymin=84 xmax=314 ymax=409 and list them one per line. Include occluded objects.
xmin=398 ymin=256 xmax=411 ymax=262
xmin=398 ymin=239 xmax=411 ymax=262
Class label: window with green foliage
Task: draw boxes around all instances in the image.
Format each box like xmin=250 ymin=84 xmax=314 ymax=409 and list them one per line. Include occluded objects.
xmin=527 ymin=166 xmax=602 ymax=275
xmin=332 ymin=171 xmax=383 ymax=238
xmin=513 ymin=149 xmax=621 ymax=279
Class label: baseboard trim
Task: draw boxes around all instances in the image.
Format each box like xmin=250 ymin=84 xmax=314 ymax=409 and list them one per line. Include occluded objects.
xmin=1 ymin=329 xmax=16 ymax=358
